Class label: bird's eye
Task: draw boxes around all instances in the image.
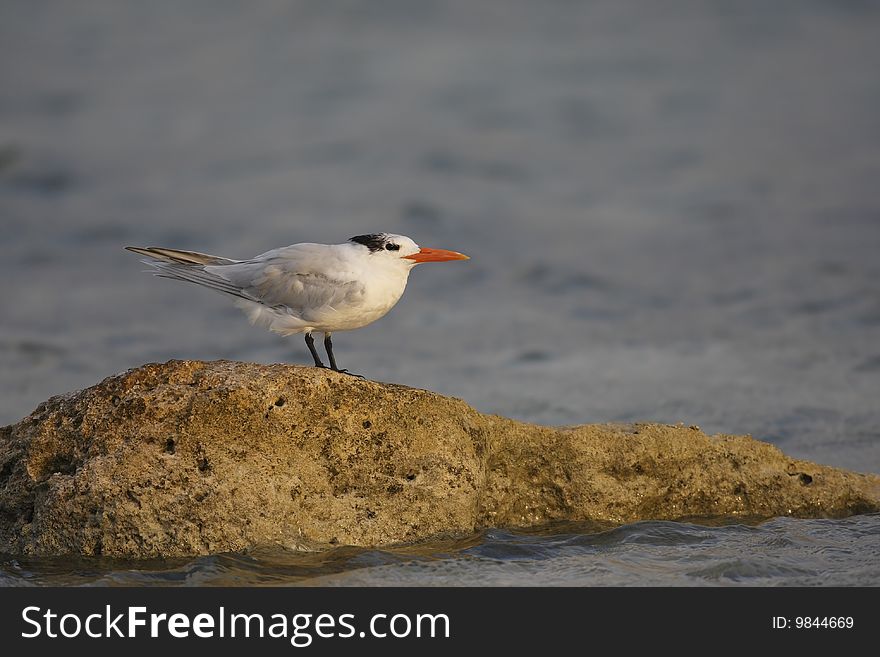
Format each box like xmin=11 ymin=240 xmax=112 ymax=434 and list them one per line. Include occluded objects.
xmin=385 ymin=243 xmax=400 ymax=251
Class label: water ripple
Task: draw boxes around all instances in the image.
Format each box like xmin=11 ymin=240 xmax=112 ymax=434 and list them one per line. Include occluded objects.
xmin=2 ymin=514 xmax=878 ymax=587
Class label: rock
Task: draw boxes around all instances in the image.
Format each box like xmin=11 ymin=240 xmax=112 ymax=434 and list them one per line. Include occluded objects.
xmin=0 ymin=360 xmax=877 ymax=558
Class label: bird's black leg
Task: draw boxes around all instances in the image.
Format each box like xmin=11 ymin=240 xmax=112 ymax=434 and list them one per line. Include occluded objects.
xmin=324 ymin=333 xmax=340 ymax=371
xmin=324 ymin=333 xmax=364 ymax=378
xmin=304 ymin=332 xmax=325 ymax=368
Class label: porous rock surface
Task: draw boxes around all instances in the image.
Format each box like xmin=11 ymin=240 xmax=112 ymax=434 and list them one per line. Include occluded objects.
xmin=0 ymin=360 xmax=877 ymax=557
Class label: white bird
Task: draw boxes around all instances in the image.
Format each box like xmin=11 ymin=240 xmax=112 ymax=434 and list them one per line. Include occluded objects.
xmin=126 ymin=233 xmax=469 ymax=376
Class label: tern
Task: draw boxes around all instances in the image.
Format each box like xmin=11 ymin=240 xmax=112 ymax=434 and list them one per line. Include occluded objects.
xmin=126 ymin=233 xmax=469 ymax=376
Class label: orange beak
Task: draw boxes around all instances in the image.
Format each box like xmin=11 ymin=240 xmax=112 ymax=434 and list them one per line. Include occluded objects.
xmin=403 ymin=247 xmax=470 ymax=263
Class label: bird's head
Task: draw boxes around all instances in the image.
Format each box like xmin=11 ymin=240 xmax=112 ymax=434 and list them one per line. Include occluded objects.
xmin=348 ymin=233 xmax=469 ymax=268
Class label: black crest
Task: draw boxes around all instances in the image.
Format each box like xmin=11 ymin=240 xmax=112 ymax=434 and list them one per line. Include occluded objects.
xmin=349 ymin=233 xmax=388 ymax=252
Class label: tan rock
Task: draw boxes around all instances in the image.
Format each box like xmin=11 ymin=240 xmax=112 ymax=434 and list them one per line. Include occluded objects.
xmin=0 ymin=360 xmax=877 ymax=557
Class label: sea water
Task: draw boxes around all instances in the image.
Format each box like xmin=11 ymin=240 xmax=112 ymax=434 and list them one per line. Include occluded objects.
xmin=2 ymin=0 xmax=879 ymax=586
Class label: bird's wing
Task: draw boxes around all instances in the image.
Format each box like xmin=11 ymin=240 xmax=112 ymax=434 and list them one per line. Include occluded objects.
xmin=129 ymin=243 xmax=365 ymax=323
xmin=206 ymin=245 xmax=366 ymax=322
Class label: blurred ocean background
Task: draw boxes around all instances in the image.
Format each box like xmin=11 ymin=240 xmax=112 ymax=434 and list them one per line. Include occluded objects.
xmin=1 ymin=0 xmax=879 ymax=586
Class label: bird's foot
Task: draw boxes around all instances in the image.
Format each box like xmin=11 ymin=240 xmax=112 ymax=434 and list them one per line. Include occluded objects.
xmin=334 ymin=368 xmax=365 ymax=379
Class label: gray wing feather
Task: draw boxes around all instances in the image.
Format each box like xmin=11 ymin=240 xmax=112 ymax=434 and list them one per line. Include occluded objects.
xmin=125 ymin=246 xmax=236 ymax=266
xmin=151 ymin=261 xmax=262 ymax=303
xmin=128 ymin=245 xmax=363 ymax=323
xmin=210 ymin=258 xmax=364 ymax=320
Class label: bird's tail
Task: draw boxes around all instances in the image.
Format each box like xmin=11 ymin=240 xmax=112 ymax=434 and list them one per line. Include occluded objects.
xmin=124 ymin=246 xmax=236 ymax=266
xmin=125 ymin=245 xmax=257 ymax=302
